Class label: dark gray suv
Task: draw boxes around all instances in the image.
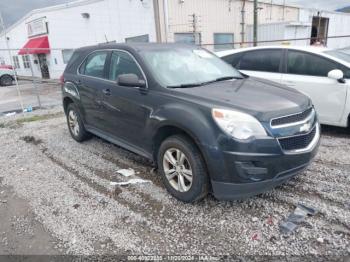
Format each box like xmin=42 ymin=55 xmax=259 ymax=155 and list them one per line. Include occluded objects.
xmin=61 ymin=43 xmax=320 ymax=202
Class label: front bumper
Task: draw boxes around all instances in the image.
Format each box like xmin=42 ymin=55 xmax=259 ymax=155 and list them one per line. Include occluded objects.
xmin=208 ymin=124 xmax=320 ymax=200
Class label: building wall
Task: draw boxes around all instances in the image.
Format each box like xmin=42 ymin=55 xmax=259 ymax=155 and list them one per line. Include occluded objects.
xmin=156 ymin=0 xmax=299 ymax=50
xmin=299 ymin=9 xmax=350 ymax=49
xmin=0 ymin=0 xmax=156 ymax=79
xmin=246 ymin=22 xmax=311 ymax=46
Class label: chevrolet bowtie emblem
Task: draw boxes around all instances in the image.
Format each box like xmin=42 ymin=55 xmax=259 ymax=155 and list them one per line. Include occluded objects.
xmin=300 ymin=122 xmax=312 ymax=132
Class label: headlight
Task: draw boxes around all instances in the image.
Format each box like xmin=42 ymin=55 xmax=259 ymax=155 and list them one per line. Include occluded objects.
xmin=212 ymin=108 xmax=267 ymax=140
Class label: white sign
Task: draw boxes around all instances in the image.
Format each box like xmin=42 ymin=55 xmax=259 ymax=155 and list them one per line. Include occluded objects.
xmin=27 ymin=18 xmax=47 ymax=38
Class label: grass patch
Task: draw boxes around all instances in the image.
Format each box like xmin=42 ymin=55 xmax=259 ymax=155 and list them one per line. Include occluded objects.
xmin=16 ymin=112 xmax=64 ymax=124
xmin=0 ymin=123 xmax=5 ymax=128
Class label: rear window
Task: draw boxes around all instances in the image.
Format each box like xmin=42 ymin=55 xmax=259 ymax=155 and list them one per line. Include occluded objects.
xmin=79 ymin=51 xmax=108 ymax=78
xmin=221 ymin=53 xmax=243 ymax=68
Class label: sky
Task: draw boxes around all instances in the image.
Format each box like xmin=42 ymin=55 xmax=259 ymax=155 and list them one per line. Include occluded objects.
xmin=0 ymin=0 xmax=349 ymax=29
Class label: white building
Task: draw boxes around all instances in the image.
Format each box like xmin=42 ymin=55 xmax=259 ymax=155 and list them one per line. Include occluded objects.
xmin=0 ymin=0 xmax=157 ymax=79
xmin=246 ymin=8 xmax=350 ymax=48
xmin=153 ymin=0 xmax=300 ymax=50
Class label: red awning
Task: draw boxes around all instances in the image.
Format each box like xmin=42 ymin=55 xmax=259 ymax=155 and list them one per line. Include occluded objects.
xmin=18 ymin=36 xmax=50 ymax=55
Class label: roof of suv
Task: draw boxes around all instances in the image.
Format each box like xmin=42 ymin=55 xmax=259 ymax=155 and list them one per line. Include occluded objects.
xmin=77 ymin=42 xmax=197 ymax=53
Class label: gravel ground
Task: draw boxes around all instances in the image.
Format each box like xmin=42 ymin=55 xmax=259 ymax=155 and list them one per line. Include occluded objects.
xmin=0 ymin=107 xmax=349 ymax=256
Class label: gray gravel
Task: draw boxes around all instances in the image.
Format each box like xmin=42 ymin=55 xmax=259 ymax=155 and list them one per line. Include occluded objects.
xmin=0 ymin=107 xmax=349 ymax=256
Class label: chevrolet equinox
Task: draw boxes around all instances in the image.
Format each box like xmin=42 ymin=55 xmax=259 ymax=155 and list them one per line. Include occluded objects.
xmin=61 ymin=43 xmax=320 ymax=202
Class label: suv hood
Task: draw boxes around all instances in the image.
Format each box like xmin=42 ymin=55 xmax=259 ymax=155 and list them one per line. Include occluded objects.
xmin=172 ymin=77 xmax=311 ymax=122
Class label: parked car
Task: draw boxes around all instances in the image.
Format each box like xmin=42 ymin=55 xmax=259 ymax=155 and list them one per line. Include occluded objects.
xmin=0 ymin=68 xmax=15 ymax=86
xmin=217 ymin=46 xmax=350 ymax=128
xmin=0 ymin=64 xmax=14 ymax=70
xmin=61 ymin=43 xmax=320 ymax=202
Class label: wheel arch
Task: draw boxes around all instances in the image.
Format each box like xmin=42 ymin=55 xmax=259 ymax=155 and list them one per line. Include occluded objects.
xmin=0 ymin=74 xmax=14 ymax=85
xmin=152 ymin=124 xmax=209 ymax=170
xmin=63 ymin=96 xmax=74 ymax=115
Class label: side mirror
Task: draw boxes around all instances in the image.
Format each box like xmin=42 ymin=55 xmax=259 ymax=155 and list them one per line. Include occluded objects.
xmin=117 ymin=73 xmax=146 ymax=88
xmin=328 ymin=69 xmax=345 ymax=83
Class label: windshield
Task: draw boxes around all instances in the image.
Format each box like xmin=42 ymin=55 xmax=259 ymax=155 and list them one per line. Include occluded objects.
xmin=140 ymin=48 xmax=242 ymax=87
xmin=324 ymin=49 xmax=350 ymax=64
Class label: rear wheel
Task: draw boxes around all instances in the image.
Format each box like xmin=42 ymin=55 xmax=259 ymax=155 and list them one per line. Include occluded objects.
xmin=0 ymin=75 xmax=13 ymax=86
xmin=66 ymin=103 xmax=91 ymax=142
xmin=157 ymin=135 xmax=209 ymax=203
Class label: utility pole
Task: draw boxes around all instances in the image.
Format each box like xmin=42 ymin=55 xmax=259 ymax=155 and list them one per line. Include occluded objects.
xmin=189 ymin=13 xmax=201 ymax=45
xmin=253 ymin=0 xmax=258 ymax=46
xmin=0 ymin=12 xmax=25 ymax=115
xmin=240 ymin=0 xmax=246 ymax=46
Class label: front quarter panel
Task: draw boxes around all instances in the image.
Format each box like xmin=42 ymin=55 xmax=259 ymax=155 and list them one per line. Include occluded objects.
xmin=147 ymin=102 xmax=229 ymax=181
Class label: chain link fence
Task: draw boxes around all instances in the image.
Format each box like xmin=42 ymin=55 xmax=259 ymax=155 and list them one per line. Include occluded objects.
xmin=1 ymin=35 xmax=350 ymax=117
xmin=0 ymin=47 xmax=64 ymax=116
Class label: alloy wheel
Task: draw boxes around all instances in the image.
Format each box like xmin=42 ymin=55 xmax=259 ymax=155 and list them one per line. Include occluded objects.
xmin=68 ymin=110 xmax=80 ymax=137
xmin=162 ymin=148 xmax=193 ymax=192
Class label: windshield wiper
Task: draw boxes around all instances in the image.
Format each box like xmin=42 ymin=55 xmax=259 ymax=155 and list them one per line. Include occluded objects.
xmin=167 ymin=76 xmax=245 ymax=89
xmin=215 ymin=76 xmax=244 ymax=81
xmin=200 ymin=76 xmax=244 ymax=86
xmin=167 ymin=83 xmax=203 ymax=88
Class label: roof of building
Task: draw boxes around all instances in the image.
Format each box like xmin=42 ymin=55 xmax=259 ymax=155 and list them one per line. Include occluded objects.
xmin=0 ymin=0 xmax=104 ymax=37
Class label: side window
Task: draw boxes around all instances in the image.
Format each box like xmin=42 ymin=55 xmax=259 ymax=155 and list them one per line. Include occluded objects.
xmin=239 ymin=50 xmax=282 ymax=73
xmin=108 ymin=51 xmax=143 ymax=81
xmin=222 ymin=53 xmax=243 ymax=68
xmin=80 ymin=51 xmax=108 ymax=78
xmin=287 ymin=50 xmax=340 ymax=77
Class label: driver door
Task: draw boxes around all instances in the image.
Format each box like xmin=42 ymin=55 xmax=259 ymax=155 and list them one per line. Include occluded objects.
xmin=100 ymin=50 xmax=150 ymax=149
xmin=281 ymin=50 xmax=348 ymax=125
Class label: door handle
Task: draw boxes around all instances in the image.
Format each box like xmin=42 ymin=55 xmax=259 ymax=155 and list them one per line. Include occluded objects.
xmin=102 ymin=88 xmax=111 ymax=96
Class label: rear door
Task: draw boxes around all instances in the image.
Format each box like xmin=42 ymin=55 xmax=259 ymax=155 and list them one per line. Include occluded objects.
xmin=235 ymin=49 xmax=284 ymax=84
xmin=77 ymin=50 xmax=110 ymax=130
xmin=281 ymin=50 xmax=348 ymax=124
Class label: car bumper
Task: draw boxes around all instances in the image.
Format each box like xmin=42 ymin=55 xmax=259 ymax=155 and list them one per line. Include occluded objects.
xmin=208 ymin=124 xmax=320 ymax=200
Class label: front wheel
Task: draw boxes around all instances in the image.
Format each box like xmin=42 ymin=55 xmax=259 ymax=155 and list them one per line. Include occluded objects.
xmin=157 ymin=135 xmax=209 ymax=203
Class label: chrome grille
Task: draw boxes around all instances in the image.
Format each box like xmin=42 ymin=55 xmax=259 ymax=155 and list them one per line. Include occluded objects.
xmin=271 ymin=107 xmax=313 ymax=127
xmin=278 ymin=126 xmax=317 ymax=151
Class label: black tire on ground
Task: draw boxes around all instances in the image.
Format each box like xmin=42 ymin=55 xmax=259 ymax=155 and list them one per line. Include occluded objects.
xmin=0 ymin=75 xmax=13 ymax=86
xmin=66 ymin=103 xmax=91 ymax=142
xmin=157 ymin=135 xmax=210 ymax=203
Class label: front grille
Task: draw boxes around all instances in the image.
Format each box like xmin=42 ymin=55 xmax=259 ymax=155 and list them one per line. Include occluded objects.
xmin=271 ymin=107 xmax=313 ymax=127
xmin=278 ymin=126 xmax=316 ymax=151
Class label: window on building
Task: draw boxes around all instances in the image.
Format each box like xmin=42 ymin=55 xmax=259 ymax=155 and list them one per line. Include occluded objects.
xmin=12 ymin=56 xmax=20 ymax=69
xmin=287 ymin=50 xmax=344 ymax=77
xmin=22 ymin=55 xmax=30 ymax=69
xmin=214 ymin=33 xmax=234 ymax=51
xmin=174 ymin=33 xmax=201 ymax=45
xmin=62 ymin=49 xmax=75 ymax=64
xmin=125 ymin=34 xmax=149 ymax=43
xmin=239 ymin=49 xmax=282 ymax=73
xmin=80 ymin=51 xmax=108 ymax=78
xmin=108 ymin=51 xmax=144 ymax=81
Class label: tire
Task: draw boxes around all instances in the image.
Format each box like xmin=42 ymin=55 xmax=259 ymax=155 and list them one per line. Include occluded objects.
xmin=66 ymin=103 xmax=91 ymax=142
xmin=157 ymin=135 xmax=209 ymax=203
xmin=0 ymin=75 xmax=13 ymax=86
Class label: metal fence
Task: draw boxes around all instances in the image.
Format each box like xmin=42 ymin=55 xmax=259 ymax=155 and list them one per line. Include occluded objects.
xmin=1 ymin=35 xmax=349 ymax=117
xmin=0 ymin=47 xmax=63 ymax=116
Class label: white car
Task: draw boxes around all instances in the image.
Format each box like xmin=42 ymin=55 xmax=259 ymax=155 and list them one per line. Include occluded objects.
xmin=217 ymin=46 xmax=350 ymax=128
xmin=0 ymin=68 xmax=15 ymax=86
